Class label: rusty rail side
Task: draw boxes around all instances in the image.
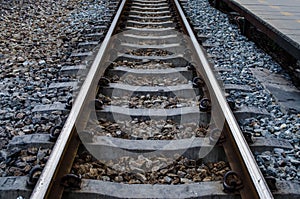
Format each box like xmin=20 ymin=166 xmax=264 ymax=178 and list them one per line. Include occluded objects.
xmin=173 ymin=0 xmax=273 ymax=198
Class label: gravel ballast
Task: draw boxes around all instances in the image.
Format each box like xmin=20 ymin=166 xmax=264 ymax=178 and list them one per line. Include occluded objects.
xmin=182 ymin=0 xmax=300 ymax=183
xmin=0 ymin=0 xmax=119 ymax=177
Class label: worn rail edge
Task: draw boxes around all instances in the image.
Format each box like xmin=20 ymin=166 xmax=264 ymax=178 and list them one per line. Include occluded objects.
xmin=30 ymin=0 xmax=127 ymax=198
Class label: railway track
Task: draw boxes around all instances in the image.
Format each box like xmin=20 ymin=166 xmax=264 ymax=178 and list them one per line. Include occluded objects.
xmin=1 ymin=0 xmax=299 ymax=198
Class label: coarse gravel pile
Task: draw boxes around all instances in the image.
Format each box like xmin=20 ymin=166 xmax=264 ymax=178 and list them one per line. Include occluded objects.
xmin=182 ymin=0 xmax=300 ymax=183
xmin=0 ymin=0 xmax=118 ymax=177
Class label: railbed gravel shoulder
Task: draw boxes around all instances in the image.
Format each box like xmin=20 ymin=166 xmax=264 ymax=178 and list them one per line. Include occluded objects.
xmin=0 ymin=0 xmax=119 ymax=177
xmin=182 ymin=0 xmax=300 ymax=183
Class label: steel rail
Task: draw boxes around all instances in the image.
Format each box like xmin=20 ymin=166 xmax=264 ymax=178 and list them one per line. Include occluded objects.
xmin=29 ymin=0 xmax=127 ymax=198
xmin=173 ymin=0 xmax=273 ymax=198
xmin=29 ymin=0 xmax=273 ymax=198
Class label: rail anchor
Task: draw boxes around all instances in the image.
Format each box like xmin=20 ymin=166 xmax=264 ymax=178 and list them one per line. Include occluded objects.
xmin=26 ymin=165 xmax=43 ymax=188
xmin=223 ymin=171 xmax=244 ymax=192
xmin=61 ymin=174 xmax=82 ymax=189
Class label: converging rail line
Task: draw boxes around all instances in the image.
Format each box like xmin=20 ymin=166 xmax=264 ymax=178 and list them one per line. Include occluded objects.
xmin=28 ymin=0 xmax=274 ymax=198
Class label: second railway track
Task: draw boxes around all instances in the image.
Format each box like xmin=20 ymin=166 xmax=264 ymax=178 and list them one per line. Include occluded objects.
xmin=3 ymin=0 xmax=297 ymax=198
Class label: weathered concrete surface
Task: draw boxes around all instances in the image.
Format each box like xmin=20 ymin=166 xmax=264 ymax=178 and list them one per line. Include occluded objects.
xmin=251 ymin=68 xmax=300 ymax=113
